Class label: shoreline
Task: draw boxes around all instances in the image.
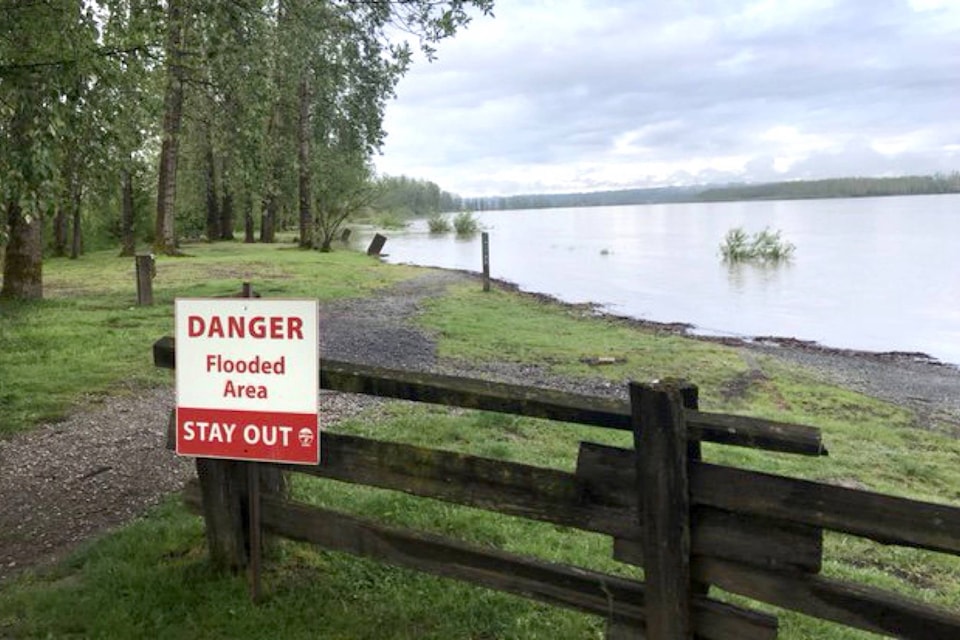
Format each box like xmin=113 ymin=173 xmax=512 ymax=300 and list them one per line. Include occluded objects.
xmin=418 ymin=266 xmax=960 ymax=426
xmin=454 ymin=267 xmax=958 ymax=370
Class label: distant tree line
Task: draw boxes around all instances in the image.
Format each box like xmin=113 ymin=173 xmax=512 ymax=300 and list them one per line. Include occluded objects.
xmin=373 ymin=176 xmax=461 ymax=218
xmin=461 ymin=186 xmax=703 ymax=211
xmin=455 ymin=173 xmax=960 ymax=213
xmin=696 ymin=173 xmax=960 ymax=202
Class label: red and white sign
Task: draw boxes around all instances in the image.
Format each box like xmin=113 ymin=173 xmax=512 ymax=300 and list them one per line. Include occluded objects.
xmin=175 ymin=298 xmax=319 ymax=464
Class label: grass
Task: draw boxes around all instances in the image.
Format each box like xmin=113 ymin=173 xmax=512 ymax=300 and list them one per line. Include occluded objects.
xmin=0 ymin=241 xmax=418 ymax=437
xmin=427 ymin=214 xmax=452 ymax=234
xmin=720 ymin=226 xmax=795 ymax=263
xmin=2 ymin=243 xmax=959 ymax=638
xmin=453 ymin=211 xmax=480 ymax=236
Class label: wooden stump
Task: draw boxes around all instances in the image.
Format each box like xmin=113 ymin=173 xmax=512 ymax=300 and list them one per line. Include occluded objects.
xmin=135 ymin=254 xmax=154 ymax=306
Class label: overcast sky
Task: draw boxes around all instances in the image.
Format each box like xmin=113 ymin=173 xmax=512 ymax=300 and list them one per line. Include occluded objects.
xmin=373 ymin=0 xmax=960 ymax=197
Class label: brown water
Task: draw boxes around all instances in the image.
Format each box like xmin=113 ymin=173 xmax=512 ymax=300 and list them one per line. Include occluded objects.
xmin=358 ymin=193 xmax=960 ymax=364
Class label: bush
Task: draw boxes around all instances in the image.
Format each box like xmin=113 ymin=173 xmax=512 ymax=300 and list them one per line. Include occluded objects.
xmin=453 ymin=211 xmax=479 ymax=236
xmin=375 ymin=211 xmax=408 ymax=230
xmin=720 ymin=227 xmax=794 ymax=263
xmin=427 ymin=214 xmax=452 ymax=234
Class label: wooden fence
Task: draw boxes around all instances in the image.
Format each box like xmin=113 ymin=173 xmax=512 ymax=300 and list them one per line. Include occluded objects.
xmin=154 ymin=336 xmax=960 ymax=639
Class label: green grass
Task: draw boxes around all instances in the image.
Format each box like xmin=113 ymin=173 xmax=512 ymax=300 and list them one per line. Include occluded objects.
xmin=2 ymin=244 xmax=959 ymax=639
xmin=0 ymin=241 xmax=418 ymax=437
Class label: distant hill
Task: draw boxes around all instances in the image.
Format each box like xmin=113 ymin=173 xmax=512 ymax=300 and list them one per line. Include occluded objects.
xmin=461 ymin=172 xmax=960 ymax=211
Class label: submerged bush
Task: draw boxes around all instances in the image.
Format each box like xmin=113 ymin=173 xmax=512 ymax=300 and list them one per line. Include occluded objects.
xmin=720 ymin=227 xmax=794 ymax=263
xmin=427 ymin=214 xmax=452 ymax=234
xmin=453 ymin=211 xmax=479 ymax=236
xmin=375 ymin=211 xmax=408 ymax=230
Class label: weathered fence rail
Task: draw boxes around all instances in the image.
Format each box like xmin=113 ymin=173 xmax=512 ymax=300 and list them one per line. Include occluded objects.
xmin=154 ymin=336 xmax=960 ymax=639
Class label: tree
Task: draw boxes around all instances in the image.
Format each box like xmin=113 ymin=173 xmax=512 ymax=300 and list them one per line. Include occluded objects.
xmin=150 ymin=0 xmax=494 ymax=253
xmin=153 ymin=0 xmax=187 ymax=254
xmin=0 ymin=1 xmax=92 ymax=298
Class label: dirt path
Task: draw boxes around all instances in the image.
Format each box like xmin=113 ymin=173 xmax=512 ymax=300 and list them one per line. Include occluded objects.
xmin=2 ymin=269 xmax=958 ymax=584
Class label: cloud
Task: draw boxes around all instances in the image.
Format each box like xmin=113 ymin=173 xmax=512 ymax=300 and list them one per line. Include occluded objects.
xmin=376 ymin=0 xmax=960 ymax=196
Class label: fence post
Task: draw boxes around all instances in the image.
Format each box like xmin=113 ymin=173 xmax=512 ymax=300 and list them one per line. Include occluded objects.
xmin=135 ymin=253 xmax=154 ymax=305
xmin=481 ymin=231 xmax=490 ymax=292
xmin=367 ymin=233 xmax=387 ymax=256
xmin=633 ymin=380 xmax=693 ymax=640
xmin=194 ymin=282 xmax=286 ymax=575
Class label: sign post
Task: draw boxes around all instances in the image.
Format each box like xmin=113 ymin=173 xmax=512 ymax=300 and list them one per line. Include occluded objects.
xmin=175 ymin=298 xmax=320 ymax=465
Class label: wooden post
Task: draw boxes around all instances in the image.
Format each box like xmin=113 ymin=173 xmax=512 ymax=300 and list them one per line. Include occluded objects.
xmin=481 ymin=232 xmax=490 ymax=292
xmin=676 ymin=381 xmax=707 ymax=597
xmin=634 ymin=380 xmax=693 ymax=640
xmin=194 ymin=281 xmax=286 ymax=575
xmin=340 ymin=227 xmax=351 ymax=243
xmin=367 ymin=233 xmax=387 ymax=256
xmin=196 ymin=458 xmax=249 ymax=570
xmin=248 ymin=462 xmax=262 ymax=603
xmin=135 ymin=253 xmax=154 ymax=306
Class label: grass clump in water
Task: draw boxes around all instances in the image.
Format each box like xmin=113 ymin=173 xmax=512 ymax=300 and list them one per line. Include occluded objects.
xmin=427 ymin=214 xmax=452 ymax=234
xmin=453 ymin=211 xmax=480 ymax=236
xmin=720 ymin=227 xmax=795 ymax=263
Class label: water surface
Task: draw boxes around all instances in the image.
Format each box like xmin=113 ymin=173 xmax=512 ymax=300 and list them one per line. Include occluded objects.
xmin=355 ymin=194 xmax=960 ymax=364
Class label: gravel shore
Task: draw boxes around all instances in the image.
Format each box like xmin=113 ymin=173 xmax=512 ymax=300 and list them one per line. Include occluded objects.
xmin=2 ymin=268 xmax=957 ymax=583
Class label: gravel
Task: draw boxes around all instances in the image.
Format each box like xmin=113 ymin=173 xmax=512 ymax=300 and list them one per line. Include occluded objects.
xmin=2 ymin=268 xmax=957 ymax=584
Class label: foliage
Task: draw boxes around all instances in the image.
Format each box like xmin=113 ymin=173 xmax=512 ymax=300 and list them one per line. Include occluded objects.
xmin=0 ymin=1 xmax=495 ymax=292
xmin=460 ymin=173 xmax=960 ymax=213
xmin=374 ymin=175 xmax=462 ymax=218
xmin=427 ymin=214 xmax=452 ymax=234
xmin=698 ymin=172 xmax=960 ymax=202
xmin=452 ymin=211 xmax=480 ymax=235
xmin=720 ymin=227 xmax=795 ymax=263
xmin=374 ymin=211 xmax=409 ymax=230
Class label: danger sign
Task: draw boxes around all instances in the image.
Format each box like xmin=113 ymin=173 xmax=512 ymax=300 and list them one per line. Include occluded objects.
xmin=175 ymin=298 xmax=319 ymax=464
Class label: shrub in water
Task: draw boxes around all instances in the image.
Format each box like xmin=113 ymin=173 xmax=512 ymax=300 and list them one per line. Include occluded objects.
xmin=428 ymin=214 xmax=452 ymax=234
xmin=453 ymin=211 xmax=479 ymax=236
xmin=720 ymin=227 xmax=794 ymax=263
xmin=376 ymin=211 xmax=408 ymax=230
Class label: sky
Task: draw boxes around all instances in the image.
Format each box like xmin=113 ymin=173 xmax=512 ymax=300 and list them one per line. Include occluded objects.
xmin=373 ymin=0 xmax=960 ymax=197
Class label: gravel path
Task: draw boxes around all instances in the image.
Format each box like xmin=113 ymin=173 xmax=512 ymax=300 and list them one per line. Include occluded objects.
xmin=2 ymin=268 xmax=958 ymax=584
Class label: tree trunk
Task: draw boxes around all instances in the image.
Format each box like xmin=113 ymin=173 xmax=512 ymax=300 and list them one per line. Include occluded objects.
xmin=297 ymin=75 xmax=312 ymax=248
xmin=119 ymin=167 xmax=136 ymax=256
xmin=1 ymin=199 xmax=43 ymax=299
xmin=53 ymin=205 xmax=69 ymax=257
xmin=260 ymin=194 xmax=277 ymax=243
xmin=1 ymin=89 xmax=43 ymax=300
xmin=69 ymin=182 xmax=83 ymax=259
xmin=204 ymin=128 xmax=220 ymax=242
xmin=220 ymin=151 xmax=234 ymax=240
xmin=220 ymin=190 xmax=234 ymax=240
xmin=243 ymin=192 xmax=255 ymax=243
xmin=154 ymin=0 xmax=185 ymax=255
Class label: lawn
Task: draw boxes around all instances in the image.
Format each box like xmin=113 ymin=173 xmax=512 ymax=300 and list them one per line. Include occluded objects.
xmin=1 ymin=241 xmax=958 ymax=639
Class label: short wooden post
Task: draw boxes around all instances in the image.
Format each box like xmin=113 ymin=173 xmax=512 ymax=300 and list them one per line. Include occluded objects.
xmin=481 ymin=231 xmax=490 ymax=292
xmin=367 ymin=233 xmax=387 ymax=256
xmin=135 ymin=253 xmax=154 ymax=306
xmin=633 ymin=380 xmax=693 ymax=640
xmin=340 ymin=227 xmax=352 ymax=243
